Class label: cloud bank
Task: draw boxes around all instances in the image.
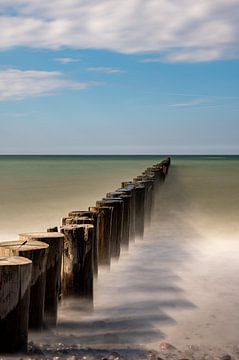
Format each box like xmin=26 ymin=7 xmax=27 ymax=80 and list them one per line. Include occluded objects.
xmin=0 ymin=0 xmax=238 ymax=62
xmin=0 ymin=69 xmax=90 ymax=101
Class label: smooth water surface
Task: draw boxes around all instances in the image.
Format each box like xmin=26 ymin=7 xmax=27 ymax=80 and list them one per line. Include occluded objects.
xmin=1 ymin=155 xmax=239 ymax=353
xmin=0 ymin=155 xmax=165 ymax=239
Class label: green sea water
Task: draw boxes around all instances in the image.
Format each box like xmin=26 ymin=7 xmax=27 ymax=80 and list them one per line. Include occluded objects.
xmin=0 ymin=155 xmax=166 ymax=239
xmin=0 ymin=155 xmax=238 ymax=240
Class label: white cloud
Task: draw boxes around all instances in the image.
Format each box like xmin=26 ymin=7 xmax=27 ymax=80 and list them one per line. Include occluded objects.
xmin=87 ymin=67 xmax=124 ymax=74
xmin=170 ymin=98 xmax=208 ymax=107
xmin=142 ymin=49 xmax=223 ymax=63
xmin=0 ymin=0 xmax=238 ymax=62
xmin=55 ymin=57 xmax=81 ymax=64
xmin=0 ymin=69 xmax=91 ymax=101
xmin=169 ymin=96 xmax=239 ymax=108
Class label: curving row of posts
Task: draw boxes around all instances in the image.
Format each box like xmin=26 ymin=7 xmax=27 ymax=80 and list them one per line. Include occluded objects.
xmin=0 ymin=157 xmax=170 ymax=354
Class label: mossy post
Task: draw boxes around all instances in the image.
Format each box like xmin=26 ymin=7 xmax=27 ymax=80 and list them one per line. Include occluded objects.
xmin=60 ymin=224 xmax=94 ymax=306
xmin=0 ymin=240 xmax=49 ymax=330
xmin=0 ymin=256 xmax=32 ymax=353
xmin=18 ymin=232 xmax=64 ymax=327
xmin=89 ymin=206 xmax=113 ymax=267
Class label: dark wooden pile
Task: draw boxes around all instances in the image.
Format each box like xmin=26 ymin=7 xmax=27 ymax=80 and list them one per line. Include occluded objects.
xmin=0 ymin=157 xmax=171 ymax=354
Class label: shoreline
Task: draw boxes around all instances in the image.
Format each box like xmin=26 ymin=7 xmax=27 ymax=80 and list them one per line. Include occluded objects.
xmin=4 ymin=341 xmax=237 ymax=360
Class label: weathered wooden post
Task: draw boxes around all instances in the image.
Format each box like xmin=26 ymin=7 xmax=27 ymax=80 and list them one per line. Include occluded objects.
xmin=47 ymin=226 xmax=58 ymax=232
xmin=0 ymin=256 xmax=32 ymax=353
xmin=62 ymin=211 xmax=91 ymax=225
xmin=96 ymin=199 xmax=123 ymax=259
xmin=120 ymin=184 xmax=136 ymax=242
xmin=65 ymin=210 xmax=98 ymax=277
xmin=89 ymin=206 xmax=113 ymax=267
xmin=18 ymin=232 xmax=64 ymax=327
xmin=142 ymin=171 xmax=160 ymax=205
xmin=133 ymin=178 xmax=154 ymax=227
xmin=68 ymin=210 xmax=94 ymax=218
xmin=121 ymin=182 xmax=145 ymax=240
xmin=153 ymin=158 xmax=171 ymax=182
xmin=153 ymin=165 xmax=165 ymax=182
xmin=60 ymin=224 xmax=94 ymax=306
xmin=106 ymin=192 xmax=131 ymax=250
xmin=161 ymin=157 xmax=171 ymax=176
xmin=145 ymin=167 xmax=161 ymax=182
xmin=137 ymin=176 xmax=155 ymax=222
xmin=0 ymin=240 xmax=49 ymax=330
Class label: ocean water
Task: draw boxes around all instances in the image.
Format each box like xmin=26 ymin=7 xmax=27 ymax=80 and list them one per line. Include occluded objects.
xmin=1 ymin=155 xmax=239 ymax=354
xmin=0 ymin=155 xmax=166 ymax=240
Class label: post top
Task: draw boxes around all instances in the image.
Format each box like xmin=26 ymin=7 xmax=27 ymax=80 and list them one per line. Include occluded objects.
xmin=100 ymin=198 xmax=124 ymax=203
xmin=0 ymin=240 xmax=49 ymax=251
xmin=96 ymin=206 xmax=114 ymax=211
xmin=107 ymin=191 xmax=131 ymax=197
xmin=0 ymin=256 xmax=32 ymax=266
xmin=19 ymin=232 xmax=64 ymax=239
xmin=61 ymin=224 xmax=94 ymax=231
xmin=77 ymin=216 xmax=93 ymax=221
xmin=68 ymin=210 xmax=92 ymax=217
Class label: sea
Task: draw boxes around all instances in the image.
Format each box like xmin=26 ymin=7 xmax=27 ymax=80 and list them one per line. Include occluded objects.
xmin=0 ymin=155 xmax=239 ymax=357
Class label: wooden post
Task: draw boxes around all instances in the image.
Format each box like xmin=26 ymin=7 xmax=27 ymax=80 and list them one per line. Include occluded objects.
xmin=135 ymin=176 xmax=155 ymax=220
xmin=64 ymin=212 xmax=98 ymax=278
xmin=145 ymin=167 xmax=162 ymax=181
xmin=60 ymin=224 xmax=94 ymax=306
xmin=121 ymin=182 xmax=145 ymax=240
xmin=142 ymin=170 xmax=160 ymax=198
xmin=153 ymin=166 xmax=165 ymax=182
xmin=96 ymin=199 xmax=123 ymax=259
xmin=106 ymin=192 xmax=131 ymax=250
xmin=0 ymin=240 xmax=49 ymax=330
xmin=133 ymin=178 xmax=154 ymax=227
xmin=68 ymin=210 xmax=93 ymax=218
xmin=0 ymin=256 xmax=32 ymax=353
xmin=89 ymin=206 xmax=113 ymax=267
xmin=18 ymin=232 xmax=64 ymax=327
xmin=116 ymin=183 xmax=135 ymax=241
xmin=63 ymin=216 xmax=93 ymax=225
xmin=47 ymin=226 xmax=58 ymax=232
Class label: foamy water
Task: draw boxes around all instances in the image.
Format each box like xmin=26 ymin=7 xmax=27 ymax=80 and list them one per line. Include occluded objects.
xmin=1 ymin=155 xmax=239 ymax=355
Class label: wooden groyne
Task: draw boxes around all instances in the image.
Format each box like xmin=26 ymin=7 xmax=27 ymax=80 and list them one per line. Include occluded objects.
xmin=0 ymin=240 xmax=49 ymax=330
xmin=18 ymin=232 xmax=64 ymax=327
xmin=60 ymin=224 xmax=94 ymax=306
xmin=0 ymin=256 xmax=32 ymax=353
xmin=0 ymin=157 xmax=170 ymax=354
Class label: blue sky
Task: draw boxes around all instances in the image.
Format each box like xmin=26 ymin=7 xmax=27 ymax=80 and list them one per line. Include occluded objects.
xmin=0 ymin=1 xmax=239 ymax=154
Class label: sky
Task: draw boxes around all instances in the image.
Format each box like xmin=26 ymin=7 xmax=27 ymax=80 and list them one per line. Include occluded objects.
xmin=0 ymin=0 xmax=239 ymax=154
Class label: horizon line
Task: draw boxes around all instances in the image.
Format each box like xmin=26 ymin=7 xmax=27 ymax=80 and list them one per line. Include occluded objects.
xmin=0 ymin=154 xmax=238 ymax=157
